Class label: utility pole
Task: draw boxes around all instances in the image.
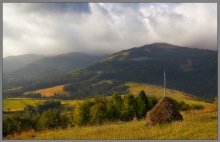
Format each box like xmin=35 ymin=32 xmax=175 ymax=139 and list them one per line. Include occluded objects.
xmin=164 ymin=70 xmax=166 ymax=97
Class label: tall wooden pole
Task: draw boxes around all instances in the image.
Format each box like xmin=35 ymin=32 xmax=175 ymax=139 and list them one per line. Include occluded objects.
xmin=164 ymin=70 xmax=166 ymax=97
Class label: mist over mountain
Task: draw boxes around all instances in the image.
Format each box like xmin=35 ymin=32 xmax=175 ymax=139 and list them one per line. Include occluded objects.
xmin=3 ymin=52 xmax=104 ymax=88
xmin=3 ymin=54 xmax=45 ymax=73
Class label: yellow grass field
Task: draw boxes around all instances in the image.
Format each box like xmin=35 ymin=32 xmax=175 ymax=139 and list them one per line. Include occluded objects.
xmin=3 ymin=98 xmax=45 ymax=112
xmin=3 ymin=82 xmax=217 ymax=140
xmin=34 ymin=85 xmax=68 ymax=97
xmin=3 ymin=82 xmax=210 ymax=112
xmin=6 ymin=106 xmax=217 ymax=140
xmin=126 ymin=82 xmax=208 ymax=106
xmin=3 ymin=98 xmax=83 ymax=112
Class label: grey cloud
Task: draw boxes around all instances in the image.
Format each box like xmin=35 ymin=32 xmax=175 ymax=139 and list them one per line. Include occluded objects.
xmin=3 ymin=3 xmax=217 ymax=57
xmin=10 ymin=3 xmax=91 ymax=14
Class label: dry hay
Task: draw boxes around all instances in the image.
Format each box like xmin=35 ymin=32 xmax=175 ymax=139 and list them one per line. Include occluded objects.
xmin=146 ymin=97 xmax=183 ymax=126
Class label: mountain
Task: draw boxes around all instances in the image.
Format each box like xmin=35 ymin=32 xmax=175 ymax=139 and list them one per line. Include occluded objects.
xmin=66 ymin=43 xmax=217 ymax=100
xmin=3 ymin=54 xmax=45 ymax=73
xmin=3 ymin=52 xmax=104 ymax=89
xmin=3 ymin=43 xmax=217 ymax=100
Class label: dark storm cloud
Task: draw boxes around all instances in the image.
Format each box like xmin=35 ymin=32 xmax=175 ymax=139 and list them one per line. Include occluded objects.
xmin=13 ymin=3 xmax=91 ymax=14
xmin=3 ymin=3 xmax=217 ymax=57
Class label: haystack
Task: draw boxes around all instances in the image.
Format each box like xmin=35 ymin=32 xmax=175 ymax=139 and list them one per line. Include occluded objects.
xmin=146 ymin=97 xmax=183 ymax=126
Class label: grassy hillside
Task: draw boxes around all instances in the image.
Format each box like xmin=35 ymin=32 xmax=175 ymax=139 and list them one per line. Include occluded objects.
xmin=3 ymin=52 xmax=103 ymax=91
xmin=5 ymin=107 xmax=217 ymax=140
xmin=34 ymin=85 xmax=68 ymax=97
xmin=3 ymin=82 xmax=217 ymax=140
xmin=3 ymin=98 xmax=82 ymax=112
xmin=3 ymin=98 xmax=44 ymax=112
xmin=3 ymin=82 xmax=209 ymax=112
xmin=126 ymin=82 xmax=208 ymax=106
xmin=66 ymin=43 xmax=217 ymax=100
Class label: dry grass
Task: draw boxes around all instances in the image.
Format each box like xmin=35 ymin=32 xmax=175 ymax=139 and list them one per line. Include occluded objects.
xmin=3 ymin=82 xmax=217 ymax=140
xmin=35 ymin=85 xmax=68 ymax=97
xmin=5 ymin=106 xmax=217 ymax=140
xmin=3 ymin=98 xmax=81 ymax=112
xmin=3 ymin=98 xmax=45 ymax=112
xmin=125 ymin=82 xmax=208 ymax=106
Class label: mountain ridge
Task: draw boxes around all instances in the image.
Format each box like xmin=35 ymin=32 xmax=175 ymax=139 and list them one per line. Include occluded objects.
xmin=65 ymin=43 xmax=217 ymax=100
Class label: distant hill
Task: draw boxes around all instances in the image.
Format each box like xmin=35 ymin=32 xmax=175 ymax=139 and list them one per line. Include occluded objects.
xmin=3 ymin=52 xmax=104 ymax=89
xmin=3 ymin=43 xmax=217 ymax=100
xmin=3 ymin=54 xmax=45 ymax=73
xmin=66 ymin=43 xmax=217 ymax=100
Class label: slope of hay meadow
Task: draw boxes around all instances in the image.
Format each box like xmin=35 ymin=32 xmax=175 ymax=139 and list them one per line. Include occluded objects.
xmin=126 ymin=82 xmax=208 ymax=106
xmin=33 ymin=85 xmax=68 ymax=97
xmin=3 ymin=98 xmax=44 ymax=112
xmin=3 ymin=82 xmax=210 ymax=112
xmin=3 ymin=82 xmax=217 ymax=140
xmin=6 ymin=107 xmax=217 ymax=140
xmin=3 ymin=98 xmax=82 ymax=112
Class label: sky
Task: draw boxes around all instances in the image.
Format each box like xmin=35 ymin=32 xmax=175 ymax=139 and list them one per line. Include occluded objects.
xmin=3 ymin=3 xmax=217 ymax=57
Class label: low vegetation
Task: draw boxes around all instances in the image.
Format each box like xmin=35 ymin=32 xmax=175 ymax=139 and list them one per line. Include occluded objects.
xmin=126 ymin=82 xmax=208 ymax=106
xmin=5 ymin=108 xmax=217 ymax=140
xmin=3 ymin=82 xmax=217 ymax=139
xmin=3 ymin=90 xmax=210 ymax=138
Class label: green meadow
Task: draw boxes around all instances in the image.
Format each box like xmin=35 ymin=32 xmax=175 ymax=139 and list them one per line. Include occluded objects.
xmin=3 ymin=82 xmax=217 ymax=140
xmin=5 ymin=109 xmax=217 ymax=140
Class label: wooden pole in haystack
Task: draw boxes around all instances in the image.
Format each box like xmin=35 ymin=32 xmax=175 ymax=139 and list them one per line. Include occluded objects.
xmin=164 ymin=70 xmax=166 ymax=97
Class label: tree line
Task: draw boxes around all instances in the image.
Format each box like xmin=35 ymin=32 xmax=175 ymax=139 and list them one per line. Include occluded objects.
xmin=3 ymin=90 xmax=204 ymax=137
xmin=3 ymin=91 xmax=155 ymax=136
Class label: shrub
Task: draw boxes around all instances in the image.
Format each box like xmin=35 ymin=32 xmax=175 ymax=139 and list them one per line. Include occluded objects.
xmin=148 ymin=96 xmax=158 ymax=109
xmin=121 ymin=94 xmax=137 ymax=121
xmin=38 ymin=109 xmax=68 ymax=130
xmin=107 ymin=93 xmax=123 ymax=120
xmin=73 ymin=100 xmax=93 ymax=125
xmin=90 ymin=97 xmax=108 ymax=124
xmin=3 ymin=117 xmax=18 ymax=136
xmin=176 ymin=101 xmax=190 ymax=111
xmin=3 ymin=112 xmax=39 ymax=136
xmin=135 ymin=90 xmax=149 ymax=119
xmin=37 ymin=100 xmax=62 ymax=113
xmin=190 ymin=104 xmax=204 ymax=110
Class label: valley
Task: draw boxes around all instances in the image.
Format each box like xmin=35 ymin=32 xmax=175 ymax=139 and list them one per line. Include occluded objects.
xmin=3 ymin=82 xmax=217 ymax=140
xmin=2 ymin=43 xmax=218 ymax=140
xmin=3 ymin=2 xmax=217 ymax=140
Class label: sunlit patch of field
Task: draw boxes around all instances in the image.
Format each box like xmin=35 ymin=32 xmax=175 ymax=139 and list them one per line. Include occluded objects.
xmin=3 ymin=98 xmax=45 ymax=112
xmin=3 ymin=82 xmax=217 ymax=140
xmin=34 ymin=85 xmax=69 ymax=97
xmin=61 ymin=100 xmax=84 ymax=106
xmin=125 ymin=82 xmax=209 ymax=106
xmin=6 ymin=105 xmax=217 ymax=140
xmin=3 ymin=98 xmax=82 ymax=112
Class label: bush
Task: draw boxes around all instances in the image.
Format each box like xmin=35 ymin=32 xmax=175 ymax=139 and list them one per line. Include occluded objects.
xmin=38 ymin=109 xmax=68 ymax=130
xmin=135 ymin=90 xmax=149 ymax=119
xmin=90 ymin=97 xmax=108 ymax=124
xmin=176 ymin=101 xmax=190 ymax=111
xmin=121 ymin=94 xmax=137 ymax=121
xmin=73 ymin=100 xmax=93 ymax=125
xmin=106 ymin=93 xmax=123 ymax=120
xmin=3 ymin=112 xmax=39 ymax=136
xmin=190 ymin=104 xmax=204 ymax=110
xmin=3 ymin=117 xmax=18 ymax=136
xmin=37 ymin=100 xmax=62 ymax=113
xmin=3 ymin=101 xmax=70 ymax=137
xmin=148 ymin=96 xmax=158 ymax=109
